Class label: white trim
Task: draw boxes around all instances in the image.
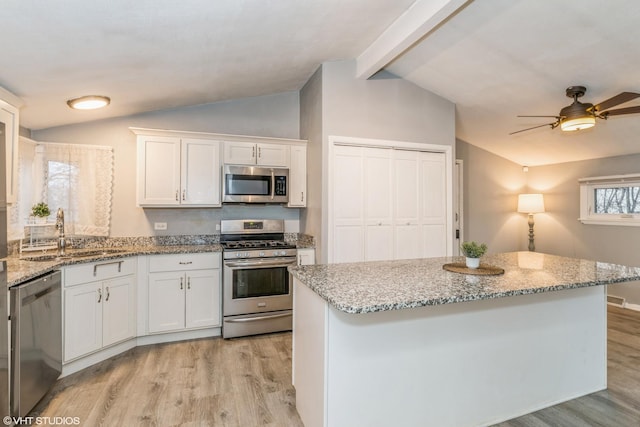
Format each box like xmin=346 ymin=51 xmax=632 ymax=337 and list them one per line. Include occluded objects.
xmin=578 ymin=173 xmax=640 ymax=183
xmin=356 ymin=0 xmax=472 ymax=79
xmin=578 ymin=174 xmax=640 ymax=226
xmin=623 ymin=302 xmax=640 ymax=312
xmin=455 ymin=159 xmax=464 ymax=256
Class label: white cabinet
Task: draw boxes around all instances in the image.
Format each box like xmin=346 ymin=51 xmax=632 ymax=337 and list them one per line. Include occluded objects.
xmin=0 ymin=98 xmax=19 ymax=203
xmin=223 ymin=141 xmax=289 ymax=167
xmin=297 ymin=248 xmax=315 ymax=265
xmin=331 ymin=145 xmax=448 ymax=263
xmin=147 ymin=253 xmax=221 ymax=334
xmin=63 ymin=258 xmax=136 ymax=362
xmin=136 ymin=134 xmax=221 ymax=207
xmin=288 ymin=145 xmax=307 ymax=207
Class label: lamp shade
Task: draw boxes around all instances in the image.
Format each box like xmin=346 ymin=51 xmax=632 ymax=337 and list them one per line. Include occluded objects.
xmin=560 ymin=116 xmax=595 ymax=131
xmin=517 ymin=193 xmax=545 ymax=214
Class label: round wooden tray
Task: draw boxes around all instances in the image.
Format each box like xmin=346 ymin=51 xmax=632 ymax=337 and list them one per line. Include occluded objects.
xmin=442 ymin=263 xmax=505 ymax=276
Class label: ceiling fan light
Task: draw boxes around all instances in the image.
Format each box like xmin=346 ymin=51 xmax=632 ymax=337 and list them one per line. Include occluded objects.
xmin=67 ymin=95 xmax=110 ymax=110
xmin=561 ymin=116 xmax=595 ymax=131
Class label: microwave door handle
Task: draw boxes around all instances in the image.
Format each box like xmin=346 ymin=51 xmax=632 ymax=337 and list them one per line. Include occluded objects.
xmin=271 ymin=169 xmax=275 ymax=200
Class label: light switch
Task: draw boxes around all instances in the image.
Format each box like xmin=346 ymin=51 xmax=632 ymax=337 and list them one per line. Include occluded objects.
xmin=154 ymin=222 xmax=167 ymax=230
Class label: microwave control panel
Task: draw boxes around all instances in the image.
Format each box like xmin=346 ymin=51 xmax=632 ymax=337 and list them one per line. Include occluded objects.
xmin=275 ymin=176 xmax=287 ymax=196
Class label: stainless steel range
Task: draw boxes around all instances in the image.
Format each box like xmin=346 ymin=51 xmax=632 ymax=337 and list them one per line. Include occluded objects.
xmin=221 ymin=219 xmax=296 ymax=338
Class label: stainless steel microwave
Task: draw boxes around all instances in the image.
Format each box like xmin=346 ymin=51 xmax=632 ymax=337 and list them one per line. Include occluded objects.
xmin=222 ymin=164 xmax=289 ymax=204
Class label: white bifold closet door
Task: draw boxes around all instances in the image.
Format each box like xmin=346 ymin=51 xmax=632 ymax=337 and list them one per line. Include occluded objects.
xmin=331 ymin=144 xmax=447 ymax=263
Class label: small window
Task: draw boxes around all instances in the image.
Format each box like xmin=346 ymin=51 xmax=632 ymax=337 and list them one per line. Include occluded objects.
xmin=579 ymin=174 xmax=640 ymax=226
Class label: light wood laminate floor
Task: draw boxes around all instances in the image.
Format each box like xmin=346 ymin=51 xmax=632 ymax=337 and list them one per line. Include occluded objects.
xmin=32 ymin=332 xmax=304 ymax=427
xmin=32 ymin=306 xmax=640 ymax=426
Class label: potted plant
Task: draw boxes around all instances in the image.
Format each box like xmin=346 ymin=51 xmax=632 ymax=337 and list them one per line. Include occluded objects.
xmin=460 ymin=241 xmax=488 ymax=269
xmin=31 ymin=202 xmax=51 ymax=223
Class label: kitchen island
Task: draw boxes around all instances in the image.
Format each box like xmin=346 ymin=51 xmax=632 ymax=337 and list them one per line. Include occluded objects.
xmin=288 ymin=252 xmax=640 ymax=427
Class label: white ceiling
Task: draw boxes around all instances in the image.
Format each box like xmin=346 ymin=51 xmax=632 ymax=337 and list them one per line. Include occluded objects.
xmin=386 ymin=0 xmax=640 ymax=166
xmin=3 ymin=0 xmax=640 ymax=166
xmin=1 ymin=0 xmax=414 ymax=130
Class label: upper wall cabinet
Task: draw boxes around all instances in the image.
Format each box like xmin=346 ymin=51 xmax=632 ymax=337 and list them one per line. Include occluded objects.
xmin=223 ymin=141 xmax=290 ymax=167
xmin=288 ymin=145 xmax=307 ymax=207
xmin=134 ymin=132 xmax=221 ymax=207
xmin=132 ymin=127 xmax=307 ymax=209
xmin=0 ymin=98 xmax=20 ymax=204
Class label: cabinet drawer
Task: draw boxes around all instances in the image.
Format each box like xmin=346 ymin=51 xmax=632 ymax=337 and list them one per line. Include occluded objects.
xmin=148 ymin=253 xmax=220 ymax=272
xmin=64 ymin=258 xmax=136 ymax=287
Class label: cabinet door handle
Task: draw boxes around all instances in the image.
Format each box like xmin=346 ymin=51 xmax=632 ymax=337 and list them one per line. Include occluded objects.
xmin=258 ymin=146 xmax=261 ymax=158
xmin=178 ymin=261 xmax=193 ymax=265
xmin=252 ymin=146 xmax=255 ymax=159
xmin=301 ymin=192 xmax=304 ymax=202
xmin=175 ymin=190 xmax=179 ymax=201
xmin=105 ymin=286 xmax=110 ymax=302
xmin=187 ymin=277 xmax=191 ymax=290
xmin=180 ymin=277 xmax=184 ymax=290
xmin=97 ymin=288 xmax=102 ymax=303
xmin=182 ymin=189 xmax=186 ymax=201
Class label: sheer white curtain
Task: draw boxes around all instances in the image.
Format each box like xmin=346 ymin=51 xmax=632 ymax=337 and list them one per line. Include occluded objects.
xmin=9 ymin=140 xmax=114 ymax=239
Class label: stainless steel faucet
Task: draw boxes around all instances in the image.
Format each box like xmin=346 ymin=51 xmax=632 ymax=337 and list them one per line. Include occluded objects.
xmin=56 ymin=208 xmax=66 ymax=256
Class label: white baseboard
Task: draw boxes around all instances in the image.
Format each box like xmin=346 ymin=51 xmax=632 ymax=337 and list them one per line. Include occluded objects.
xmin=623 ymin=302 xmax=640 ymax=312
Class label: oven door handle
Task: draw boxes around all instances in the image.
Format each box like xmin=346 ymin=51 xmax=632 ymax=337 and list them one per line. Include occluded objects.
xmin=224 ymin=258 xmax=297 ymax=268
xmin=225 ymin=312 xmax=292 ymax=323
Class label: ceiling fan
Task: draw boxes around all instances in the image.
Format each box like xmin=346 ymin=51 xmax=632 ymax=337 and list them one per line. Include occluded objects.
xmin=510 ymin=86 xmax=640 ymax=135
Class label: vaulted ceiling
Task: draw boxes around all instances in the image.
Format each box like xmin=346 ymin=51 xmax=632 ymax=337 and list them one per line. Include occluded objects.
xmin=3 ymin=0 xmax=640 ymax=166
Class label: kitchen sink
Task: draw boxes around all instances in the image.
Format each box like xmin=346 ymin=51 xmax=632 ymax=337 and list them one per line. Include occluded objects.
xmin=21 ymin=248 xmax=128 ymax=262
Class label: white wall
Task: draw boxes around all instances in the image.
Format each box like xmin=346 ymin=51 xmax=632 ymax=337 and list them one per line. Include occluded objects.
xmin=32 ymin=92 xmax=301 ymax=237
xmin=300 ymin=60 xmax=456 ymax=263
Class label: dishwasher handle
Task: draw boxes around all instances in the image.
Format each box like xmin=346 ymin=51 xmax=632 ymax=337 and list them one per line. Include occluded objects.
xmin=14 ymin=272 xmax=62 ymax=307
xmin=21 ymin=284 xmax=58 ymax=307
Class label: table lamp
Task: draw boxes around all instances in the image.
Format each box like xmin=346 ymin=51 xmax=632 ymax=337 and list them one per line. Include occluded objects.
xmin=517 ymin=193 xmax=545 ymax=251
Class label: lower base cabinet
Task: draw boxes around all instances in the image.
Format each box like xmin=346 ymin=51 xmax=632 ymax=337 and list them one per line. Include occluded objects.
xmin=63 ymin=260 xmax=136 ymax=362
xmin=147 ymin=253 xmax=221 ymax=334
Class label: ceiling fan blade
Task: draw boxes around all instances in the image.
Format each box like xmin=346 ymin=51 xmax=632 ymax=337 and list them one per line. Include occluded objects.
xmin=517 ymin=115 xmax=561 ymax=118
xmin=600 ymin=105 xmax=640 ymax=117
xmin=509 ymin=122 xmax=558 ymax=135
xmin=592 ymin=92 xmax=640 ymax=112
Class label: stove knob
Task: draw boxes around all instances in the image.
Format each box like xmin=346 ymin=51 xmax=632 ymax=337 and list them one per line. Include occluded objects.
xmin=236 ymin=253 xmax=241 ymax=258
xmin=260 ymin=251 xmax=265 ymax=257
xmin=245 ymin=252 xmax=250 ymax=258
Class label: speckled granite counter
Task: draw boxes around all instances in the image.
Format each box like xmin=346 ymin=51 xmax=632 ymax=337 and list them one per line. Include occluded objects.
xmin=288 ymin=251 xmax=640 ymax=314
xmin=292 ymin=251 xmax=638 ymax=427
xmin=4 ymin=244 xmax=222 ymax=288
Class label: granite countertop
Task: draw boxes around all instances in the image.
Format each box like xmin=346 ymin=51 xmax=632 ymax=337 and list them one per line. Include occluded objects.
xmin=288 ymin=251 xmax=640 ymax=314
xmin=4 ymin=244 xmax=223 ymax=288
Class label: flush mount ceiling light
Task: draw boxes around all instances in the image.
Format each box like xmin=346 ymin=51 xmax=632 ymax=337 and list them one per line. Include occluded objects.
xmin=66 ymin=95 xmax=110 ymax=110
xmin=510 ymin=86 xmax=640 ymax=135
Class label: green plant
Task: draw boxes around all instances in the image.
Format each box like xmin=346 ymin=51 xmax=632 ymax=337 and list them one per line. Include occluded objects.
xmin=460 ymin=241 xmax=487 ymax=258
xmin=31 ymin=202 xmax=51 ymax=218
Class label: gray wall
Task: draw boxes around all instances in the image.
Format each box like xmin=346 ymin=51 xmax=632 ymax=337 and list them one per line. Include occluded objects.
xmin=32 ymin=92 xmax=301 ymax=237
xmin=526 ymin=154 xmax=640 ymax=303
xmin=456 ymin=140 xmax=528 ymax=253
xmin=299 ymin=67 xmax=324 ymax=259
xmin=300 ymin=60 xmax=456 ymax=263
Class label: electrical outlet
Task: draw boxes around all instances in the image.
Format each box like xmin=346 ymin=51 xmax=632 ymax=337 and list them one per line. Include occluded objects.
xmin=154 ymin=222 xmax=167 ymax=230
xmin=215 ymin=224 xmax=220 ymax=231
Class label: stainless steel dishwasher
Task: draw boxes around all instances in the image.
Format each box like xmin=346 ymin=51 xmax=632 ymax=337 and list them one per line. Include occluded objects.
xmin=10 ymin=271 xmax=62 ymax=417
